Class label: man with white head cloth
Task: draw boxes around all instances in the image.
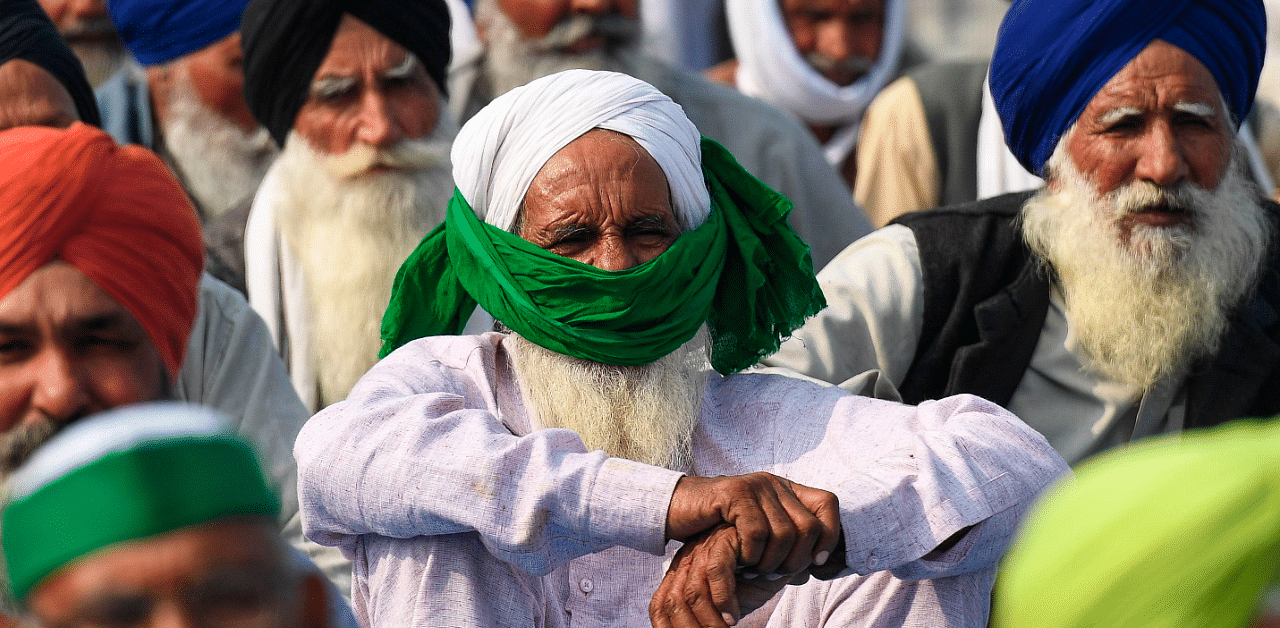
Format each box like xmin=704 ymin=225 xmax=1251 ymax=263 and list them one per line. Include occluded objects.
xmin=453 ymin=0 xmax=873 ymax=270
xmin=293 ymin=69 xmax=1068 ymax=628
xmin=706 ymin=0 xmax=920 ymax=191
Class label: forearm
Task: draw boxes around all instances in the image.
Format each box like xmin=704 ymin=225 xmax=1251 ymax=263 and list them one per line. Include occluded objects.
xmin=295 ymin=384 xmax=682 ymax=575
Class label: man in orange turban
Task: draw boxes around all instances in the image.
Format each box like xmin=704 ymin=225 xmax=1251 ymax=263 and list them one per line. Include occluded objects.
xmin=0 ymin=122 xmax=202 ymax=432
xmin=0 ymin=123 xmax=360 ymax=624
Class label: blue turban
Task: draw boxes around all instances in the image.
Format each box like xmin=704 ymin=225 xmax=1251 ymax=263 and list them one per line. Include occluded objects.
xmin=990 ymin=0 xmax=1265 ymax=176
xmin=108 ymin=0 xmax=251 ymax=65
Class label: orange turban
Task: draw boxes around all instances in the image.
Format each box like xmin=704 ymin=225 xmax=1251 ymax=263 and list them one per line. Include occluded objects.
xmin=0 ymin=123 xmax=203 ymax=379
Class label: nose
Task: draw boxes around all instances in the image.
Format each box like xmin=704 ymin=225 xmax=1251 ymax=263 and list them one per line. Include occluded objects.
xmin=569 ymin=0 xmax=614 ymax=15
xmin=152 ymin=600 xmax=199 ymax=628
xmin=67 ymin=0 xmax=107 ymax=22
xmin=355 ymin=89 xmax=405 ymax=149
xmin=31 ymin=348 xmax=91 ymax=426
xmin=1134 ymin=121 xmax=1190 ymax=188
xmin=592 ymin=238 xmax=642 ymax=271
xmin=815 ymin=21 xmax=855 ymax=63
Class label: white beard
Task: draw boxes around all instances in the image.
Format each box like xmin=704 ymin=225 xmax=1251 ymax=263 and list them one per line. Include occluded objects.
xmin=475 ymin=0 xmax=640 ymax=96
xmin=510 ymin=328 xmax=710 ymax=471
xmin=1021 ymin=140 xmax=1272 ymax=389
xmin=274 ymin=118 xmax=458 ymax=407
xmin=160 ymin=71 xmax=279 ymax=218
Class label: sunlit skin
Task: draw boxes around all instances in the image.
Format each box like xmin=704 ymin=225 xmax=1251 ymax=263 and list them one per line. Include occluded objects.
xmin=0 ymin=59 xmax=78 ymax=130
xmin=493 ymin=0 xmax=639 ymax=52
xmin=148 ymin=32 xmax=258 ymax=134
xmin=780 ymin=0 xmax=885 ymax=86
xmin=35 ymin=0 xmax=111 ymax=43
xmin=519 ymin=129 xmax=680 ymax=270
xmin=0 ymin=262 xmax=164 ymax=433
xmin=292 ymin=15 xmax=441 ymax=155
xmin=1063 ymin=40 xmax=1232 ymax=230
xmin=27 ymin=518 xmax=311 ymax=628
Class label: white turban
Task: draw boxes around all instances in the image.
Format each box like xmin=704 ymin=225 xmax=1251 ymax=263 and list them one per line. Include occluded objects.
xmin=451 ymin=69 xmax=710 ymax=233
xmin=726 ymin=0 xmax=906 ymax=127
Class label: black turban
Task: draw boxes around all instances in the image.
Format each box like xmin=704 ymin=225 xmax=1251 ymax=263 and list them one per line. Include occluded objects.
xmin=240 ymin=0 xmax=451 ymax=147
xmin=0 ymin=0 xmax=100 ymax=126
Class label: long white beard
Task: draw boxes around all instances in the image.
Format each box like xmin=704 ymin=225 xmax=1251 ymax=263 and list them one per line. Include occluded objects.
xmin=274 ymin=120 xmax=457 ymax=407
xmin=1021 ymin=141 xmax=1272 ymax=389
xmin=476 ymin=0 xmax=639 ymax=96
xmin=161 ymin=73 xmax=279 ymax=218
xmin=511 ymin=328 xmax=710 ymax=471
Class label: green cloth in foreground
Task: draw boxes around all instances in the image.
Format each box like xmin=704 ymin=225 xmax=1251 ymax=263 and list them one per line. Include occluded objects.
xmin=996 ymin=418 xmax=1280 ymax=628
xmin=380 ymin=136 xmax=825 ymax=374
xmin=2 ymin=404 xmax=279 ymax=604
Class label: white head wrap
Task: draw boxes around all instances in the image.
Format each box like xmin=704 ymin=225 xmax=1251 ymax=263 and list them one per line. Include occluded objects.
xmin=451 ymin=69 xmax=710 ymax=233
xmin=727 ymin=0 xmax=906 ymax=127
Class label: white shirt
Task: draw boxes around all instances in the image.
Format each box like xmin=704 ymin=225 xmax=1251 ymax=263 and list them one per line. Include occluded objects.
xmin=295 ymin=332 xmax=1068 ymax=627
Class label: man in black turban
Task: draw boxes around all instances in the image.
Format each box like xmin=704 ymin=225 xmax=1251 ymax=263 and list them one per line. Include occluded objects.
xmin=205 ymin=0 xmax=459 ymax=412
xmin=0 ymin=0 xmax=99 ymax=128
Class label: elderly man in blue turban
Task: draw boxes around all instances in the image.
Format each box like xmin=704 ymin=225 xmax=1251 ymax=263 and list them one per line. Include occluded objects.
xmin=764 ymin=0 xmax=1280 ymax=467
xmin=96 ymin=0 xmax=277 ymax=220
xmin=292 ymin=68 xmax=1069 ymax=628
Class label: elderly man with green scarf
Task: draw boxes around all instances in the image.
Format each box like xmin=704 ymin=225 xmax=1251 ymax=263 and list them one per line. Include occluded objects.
xmin=293 ymin=69 xmax=1068 ymax=628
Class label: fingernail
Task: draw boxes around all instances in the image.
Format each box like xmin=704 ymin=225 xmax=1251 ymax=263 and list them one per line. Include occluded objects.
xmin=765 ymin=573 xmax=784 ymax=581
xmin=722 ymin=612 xmax=737 ymax=625
xmin=742 ymin=572 xmax=758 ymax=580
xmin=815 ymin=550 xmax=830 ymax=566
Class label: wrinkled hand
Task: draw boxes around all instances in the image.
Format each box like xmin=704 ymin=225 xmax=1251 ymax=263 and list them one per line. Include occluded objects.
xmin=650 ymin=524 xmax=805 ymax=628
xmin=665 ymin=473 xmax=841 ymax=577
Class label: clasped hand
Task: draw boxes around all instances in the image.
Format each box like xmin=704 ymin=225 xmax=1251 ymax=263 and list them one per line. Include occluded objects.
xmin=651 ymin=473 xmax=844 ymax=627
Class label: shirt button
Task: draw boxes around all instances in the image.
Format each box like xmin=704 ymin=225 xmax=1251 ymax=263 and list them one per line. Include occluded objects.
xmin=579 ymin=579 xmax=594 ymax=593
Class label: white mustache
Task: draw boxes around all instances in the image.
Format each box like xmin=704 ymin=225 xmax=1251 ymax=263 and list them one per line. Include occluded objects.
xmin=319 ymin=139 xmax=451 ymax=180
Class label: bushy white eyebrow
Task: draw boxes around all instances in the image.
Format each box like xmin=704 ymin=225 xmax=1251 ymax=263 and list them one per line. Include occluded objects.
xmin=1173 ymin=101 xmax=1216 ymax=118
xmin=311 ymin=75 xmax=357 ymax=99
xmin=310 ymin=54 xmax=420 ymax=99
xmin=1097 ymin=107 xmax=1142 ymax=126
xmin=384 ymin=54 xmax=419 ymax=79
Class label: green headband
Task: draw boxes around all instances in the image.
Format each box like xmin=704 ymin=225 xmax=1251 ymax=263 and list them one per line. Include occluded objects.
xmin=380 ymin=137 xmax=826 ymax=374
xmin=3 ymin=437 xmax=279 ymax=603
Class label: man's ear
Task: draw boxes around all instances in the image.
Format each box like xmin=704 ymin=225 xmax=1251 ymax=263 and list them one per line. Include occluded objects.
xmin=299 ymin=573 xmax=331 ymax=628
xmin=145 ymin=63 xmax=176 ymax=128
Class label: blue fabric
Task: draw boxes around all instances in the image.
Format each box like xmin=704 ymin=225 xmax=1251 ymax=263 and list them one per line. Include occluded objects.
xmin=109 ymin=0 xmax=250 ymax=65
xmin=989 ymin=0 xmax=1265 ymax=176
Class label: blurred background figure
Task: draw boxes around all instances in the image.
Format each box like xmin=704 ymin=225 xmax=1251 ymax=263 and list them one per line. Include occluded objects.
xmin=0 ymin=0 xmax=99 ymax=129
xmin=97 ymin=0 xmax=278 ymax=220
xmin=3 ymin=403 xmax=353 ymax=628
xmin=34 ymin=0 xmax=122 ymax=85
xmin=998 ymin=418 xmax=1280 ymax=628
xmin=707 ymin=0 xmax=925 ymax=193
xmin=209 ymin=0 xmax=457 ymax=411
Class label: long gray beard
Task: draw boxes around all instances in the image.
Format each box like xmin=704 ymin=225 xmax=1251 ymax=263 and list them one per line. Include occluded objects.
xmin=511 ymin=328 xmax=710 ymax=471
xmin=476 ymin=0 xmax=640 ymax=96
xmin=274 ymin=123 xmax=457 ymax=407
xmin=1022 ymin=141 xmax=1272 ymax=389
xmin=161 ymin=72 xmax=279 ymax=218
xmin=69 ymin=38 xmax=126 ymax=87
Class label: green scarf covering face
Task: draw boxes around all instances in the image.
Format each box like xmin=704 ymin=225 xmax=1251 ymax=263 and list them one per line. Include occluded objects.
xmin=379 ymin=137 xmax=825 ymax=375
